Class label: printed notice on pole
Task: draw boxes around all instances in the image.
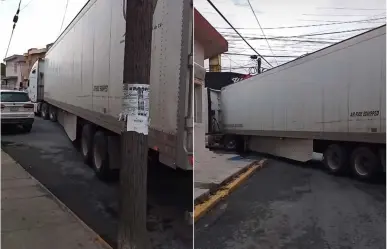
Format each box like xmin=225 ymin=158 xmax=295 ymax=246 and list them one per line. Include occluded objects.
xmin=122 ymin=83 xmax=149 ymax=135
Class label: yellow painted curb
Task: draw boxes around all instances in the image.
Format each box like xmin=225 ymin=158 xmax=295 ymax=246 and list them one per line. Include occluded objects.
xmin=194 ymin=159 xmax=267 ymax=223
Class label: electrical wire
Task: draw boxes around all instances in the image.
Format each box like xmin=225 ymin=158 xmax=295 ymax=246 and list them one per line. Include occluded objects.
xmin=316 ymin=7 xmax=386 ymax=11
xmin=246 ymin=0 xmax=277 ymax=66
xmin=4 ymin=0 xmax=22 ymax=60
xmin=214 ymin=17 xmax=385 ymax=30
xmin=224 ymin=54 xmax=250 ymax=73
xmin=298 ymin=18 xmax=384 ymax=23
xmin=206 ymin=0 xmax=273 ymax=68
xmin=58 ymin=0 xmax=69 ymax=36
xmin=20 ymin=0 xmax=35 ymax=11
xmin=224 ymin=36 xmax=336 ymax=44
xmin=4 ymin=29 xmax=15 ymax=60
xmin=302 ymin=13 xmax=385 ymax=17
xmin=222 ymin=27 xmax=378 ymax=42
xmin=225 ymin=52 xmax=299 ymax=58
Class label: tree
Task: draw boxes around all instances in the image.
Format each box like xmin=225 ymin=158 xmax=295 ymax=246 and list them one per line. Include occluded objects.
xmin=118 ymin=0 xmax=158 ymax=249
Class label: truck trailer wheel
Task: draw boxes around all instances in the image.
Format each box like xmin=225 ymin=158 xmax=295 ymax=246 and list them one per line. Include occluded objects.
xmin=35 ymin=103 xmax=42 ymax=116
xmin=92 ymin=131 xmax=111 ymax=181
xmin=350 ymin=147 xmax=379 ymax=180
xmin=49 ymin=105 xmax=58 ymax=122
xmin=41 ymin=103 xmax=49 ymax=120
xmin=23 ymin=124 xmax=32 ymax=133
xmin=81 ymin=124 xmax=94 ymax=165
xmin=323 ymin=144 xmax=348 ymax=174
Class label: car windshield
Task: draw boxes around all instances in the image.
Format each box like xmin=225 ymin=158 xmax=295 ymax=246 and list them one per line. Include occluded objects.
xmin=1 ymin=92 xmax=30 ymax=102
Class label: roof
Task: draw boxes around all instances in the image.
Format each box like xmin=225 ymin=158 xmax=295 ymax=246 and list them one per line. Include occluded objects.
xmin=2 ymin=76 xmax=18 ymax=80
xmin=0 ymin=89 xmax=25 ymax=93
xmin=194 ymin=9 xmax=228 ymax=59
xmin=4 ymin=54 xmax=25 ymax=62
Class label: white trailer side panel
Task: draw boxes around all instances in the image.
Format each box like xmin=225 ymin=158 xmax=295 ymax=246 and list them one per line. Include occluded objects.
xmin=221 ymin=26 xmax=386 ymax=144
xmin=43 ymin=0 xmax=192 ymax=169
xmin=44 ymin=0 xmax=187 ymax=135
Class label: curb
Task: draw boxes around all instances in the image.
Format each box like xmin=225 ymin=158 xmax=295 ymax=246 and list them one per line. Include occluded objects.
xmin=194 ymin=159 xmax=267 ymax=223
xmin=2 ymin=151 xmax=113 ymax=249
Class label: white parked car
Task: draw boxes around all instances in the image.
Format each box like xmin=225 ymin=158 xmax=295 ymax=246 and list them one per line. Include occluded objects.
xmin=1 ymin=90 xmax=35 ymax=132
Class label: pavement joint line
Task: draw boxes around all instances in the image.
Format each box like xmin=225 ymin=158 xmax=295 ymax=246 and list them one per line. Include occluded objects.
xmin=2 ymin=194 xmax=49 ymax=201
xmin=1 ymin=219 xmax=79 ymax=233
xmin=194 ymin=159 xmax=267 ymax=223
xmin=2 ymin=176 xmax=32 ymax=180
xmin=1 ymin=150 xmax=113 ymax=249
xmin=2 ymin=183 xmax=41 ymax=190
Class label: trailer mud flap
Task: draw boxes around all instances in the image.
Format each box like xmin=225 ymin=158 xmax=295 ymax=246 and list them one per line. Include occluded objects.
xmin=59 ymin=111 xmax=77 ymax=142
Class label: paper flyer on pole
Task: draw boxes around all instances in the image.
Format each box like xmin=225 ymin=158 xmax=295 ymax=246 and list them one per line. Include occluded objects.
xmin=122 ymin=83 xmax=149 ymax=135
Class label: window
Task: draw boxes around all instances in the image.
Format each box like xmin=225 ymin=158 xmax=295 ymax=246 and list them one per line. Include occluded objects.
xmin=32 ymin=69 xmax=36 ymax=74
xmin=13 ymin=63 xmax=17 ymax=73
xmin=1 ymin=92 xmax=29 ymax=102
xmin=194 ymin=84 xmax=202 ymax=123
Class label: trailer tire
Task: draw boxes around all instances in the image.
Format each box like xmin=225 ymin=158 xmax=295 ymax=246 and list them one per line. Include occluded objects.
xmin=223 ymin=136 xmax=237 ymax=151
xmin=35 ymin=103 xmax=42 ymax=116
xmin=92 ymin=131 xmax=111 ymax=181
xmin=235 ymin=136 xmax=246 ymax=154
xmin=49 ymin=105 xmax=57 ymax=122
xmin=323 ymin=144 xmax=348 ymax=174
xmin=23 ymin=124 xmax=32 ymax=133
xmin=41 ymin=103 xmax=49 ymax=120
xmin=350 ymin=147 xmax=379 ymax=180
xmin=81 ymin=124 xmax=94 ymax=165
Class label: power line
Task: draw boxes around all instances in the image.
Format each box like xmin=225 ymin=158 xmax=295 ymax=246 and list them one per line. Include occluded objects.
xmin=4 ymin=0 xmax=22 ymax=60
xmin=222 ymin=27 xmax=378 ymax=41
xmin=20 ymin=0 xmax=35 ymax=11
xmin=246 ymin=0 xmax=278 ymax=66
xmin=302 ymin=13 xmax=385 ymax=17
xmin=224 ymin=54 xmax=249 ymax=73
xmin=316 ymin=7 xmax=386 ymax=11
xmin=206 ymin=0 xmax=273 ymax=68
xmin=214 ymin=17 xmax=385 ymax=30
xmin=225 ymin=36 xmax=336 ymax=44
xmin=225 ymin=52 xmax=300 ymax=58
xmin=298 ymin=17 xmax=385 ymax=23
xmin=58 ymin=0 xmax=69 ymax=36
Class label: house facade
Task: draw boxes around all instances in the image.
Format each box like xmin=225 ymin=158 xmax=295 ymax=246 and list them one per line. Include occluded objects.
xmin=2 ymin=45 xmax=49 ymax=90
xmin=194 ymin=9 xmax=228 ymax=147
xmin=2 ymin=55 xmax=26 ymax=90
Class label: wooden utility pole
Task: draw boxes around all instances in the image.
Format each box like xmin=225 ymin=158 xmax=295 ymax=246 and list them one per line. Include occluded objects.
xmin=118 ymin=0 xmax=158 ymax=249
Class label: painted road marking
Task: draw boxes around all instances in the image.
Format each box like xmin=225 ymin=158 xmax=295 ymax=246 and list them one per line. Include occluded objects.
xmin=194 ymin=159 xmax=267 ymax=223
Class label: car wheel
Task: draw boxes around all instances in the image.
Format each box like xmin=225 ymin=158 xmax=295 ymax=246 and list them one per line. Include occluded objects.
xmin=81 ymin=124 xmax=94 ymax=165
xmin=323 ymin=144 xmax=348 ymax=174
xmin=92 ymin=131 xmax=111 ymax=181
xmin=41 ymin=103 xmax=49 ymax=120
xmin=350 ymin=147 xmax=380 ymax=180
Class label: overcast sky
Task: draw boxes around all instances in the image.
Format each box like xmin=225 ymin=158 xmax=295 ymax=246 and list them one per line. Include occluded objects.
xmin=0 ymin=0 xmax=88 ymax=62
xmin=1 ymin=0 xmax=385 ymax=74
xmin=195 ymin=0 xmax=386 ymax=74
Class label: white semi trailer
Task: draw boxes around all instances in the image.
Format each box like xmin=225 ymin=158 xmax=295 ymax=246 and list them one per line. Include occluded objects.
xmin=28 ymin=0 xmax=193 ymax=180
xmin=207 ymin=25 xmax=386 ymax=180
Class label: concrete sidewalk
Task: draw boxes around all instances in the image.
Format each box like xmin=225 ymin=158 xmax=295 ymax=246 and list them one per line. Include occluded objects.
xmin=1 ymin=150 xmax=112 ymax=249
xmin=194 ymin=144 xmax=258 ymax=202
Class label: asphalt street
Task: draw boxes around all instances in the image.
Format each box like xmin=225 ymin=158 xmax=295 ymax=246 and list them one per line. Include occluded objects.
xmin=1 ymin=117 xmax=193 ymax=249
xmin=195 ymin=157 xmax=386 ymax=249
